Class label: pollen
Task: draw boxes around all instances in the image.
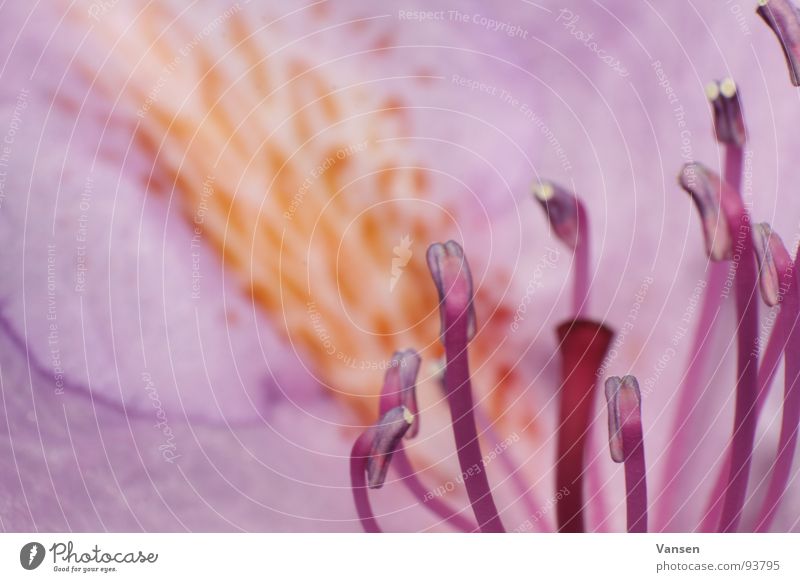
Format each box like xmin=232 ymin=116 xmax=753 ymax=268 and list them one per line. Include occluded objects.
xmin=73 ymin=3 xmax=515 ymax=417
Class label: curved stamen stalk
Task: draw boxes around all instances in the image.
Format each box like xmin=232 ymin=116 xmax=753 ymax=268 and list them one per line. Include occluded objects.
xmin=378 ymin=349 xmax=473 ymax=531
xmin=755 ymin=230 xmax=800 ymax=531
xmin=350 ymin=429 xmax=381 ymax=533
xmin=605 ymin=375 xmax=648 ymax=533
xmin=393 ymin=447 xmax=475 ymax=532
xmin=427 ymin=240 xmax=505 ymax=533
xmin=757 ymin=0 xmax=800 ymax=86
xmin=700 ymin=223 xmax=794 ymax=530
xmin=350 ymin=406 xmax=414 ymax=533
xmin=657 ymin=263 xmax=728 ymax=530
xmin=664 ymin=82 xmax=746 ymax=529
xmin=555 ymin=319 xmax=614 ymax=532
xmin=432 ymin=358 xmax=548 ymax=530
xmin=532 ymin=181 xmax=590 ymax=317
xmin=474 ymin=408 xmax=553 ymax=532
xmin=680 ymin=163 xmax=759 ymax=532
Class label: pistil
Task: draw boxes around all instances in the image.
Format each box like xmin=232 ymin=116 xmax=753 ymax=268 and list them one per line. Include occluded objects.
xmin=554 ymin=319 xmax=614 ymax=532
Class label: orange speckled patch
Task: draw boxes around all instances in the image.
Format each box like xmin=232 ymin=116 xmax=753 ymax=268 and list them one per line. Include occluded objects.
xmin=77 ymin=2 xmax=526 ymax=424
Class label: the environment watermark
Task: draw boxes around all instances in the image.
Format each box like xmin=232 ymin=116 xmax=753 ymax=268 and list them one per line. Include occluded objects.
xmin=720 ymin=200 xmax=754 ymax=300
xmin=450 ymin=74 xmax=573 ymax=172
xmin=137 ymin=3 xmax=246 ymax=117
xmin=47 ymin=243 xmax=65 ymax=396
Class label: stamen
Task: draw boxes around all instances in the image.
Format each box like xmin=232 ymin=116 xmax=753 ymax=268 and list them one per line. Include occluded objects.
xmin=757 ymin=0 xmax=800 ymax=86
xmin=657 ymin=261 xmax=728 ymax=530
xmin=475 ymin=408 xmax=554 ymax=531
xmin=605 ymin=375 xmax=648 ymax=533
xmin=678 ymin=164 xmax=733 ymax=261
xmin=701 ymin=224 xmax=793 ymax=531
xmin=377 ymin=349 xmax=474 ymax=531
xmin=706 ymin=78 xmax=746 ymax=147
xmin=366 ymin=406 xmax=415 ymax=489
xmin=427 ymin=241 xmax=505 ymax=533
xmin=435 ymin=357 xmax=549 ymax=530
xmin=378 ymin=349 xmax=421 ymax=439
xmin=532 ymin=181 xmax=590 ymax=316
xmin=658 ymin=140 xmax=742 ymax=528
xmin=427 ymin=240 xmax=476 ymax=341
xmin=753 ymin=225 xmax=794 ymax=417
xmin=350 ymin=429 xmax=381 ymax=533
xmin=755 ymin=241 xmax=800 ymax=531
xmin=350 ymin=406 xmax=413 ymax=533
xmin=680 ymin=162 xmax=760 ymax=532
xmin=393 ymin=447 xmax=476 ymax=532
xmin=555 ymin=319 xmax=614 ymax=532
xmin=753 ymin=223 xmax=787 ymax=307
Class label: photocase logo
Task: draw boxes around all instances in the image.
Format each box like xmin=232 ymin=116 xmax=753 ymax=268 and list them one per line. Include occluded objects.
xmin=20 ymin=542 xmax=46 ymax=570
xmin=389 ymin=235 xmax=413 ymax=292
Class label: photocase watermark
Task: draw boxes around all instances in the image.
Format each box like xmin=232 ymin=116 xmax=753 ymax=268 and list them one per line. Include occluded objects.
xmin=597 ymin=276 xmax=654 ymax=378
xmin=513 ymin=486 xmax=571 ymax=532
xmin=284 ymin=141 xmax=369 ymax=220
xmin=422 ymin=432 xmax=520 ymax=502
xmin=141 ymin=372 xmax=180 ymax=463
xmin=389 ymin=235 xmax=413 ymax=292
xmin=556 ymin=9 xmax=629 ymax=77
xmin=190 ymin=175 xmax=215 ymax=300
xmin=137 ymin=3 xmax=246 ymax=117
xmin=510 ymin=247 xmax=560 ymax=333
xmin=87 ymin=0 xmax=120 ymax=21
xmin=398 ymin=9 xmax=529 ymax=39
xmin=46 ymin=244 xmax=65 ymax=396
xmin=0 ymin=87 xmax=29 ymax=210
xmin=74 ymin=175 xmax=93 ymax=294
xmin=43 ymin=540 xmax=158 ymax=574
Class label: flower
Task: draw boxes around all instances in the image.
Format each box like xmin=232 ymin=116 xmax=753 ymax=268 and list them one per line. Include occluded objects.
xmin=2 ymin=1 xmax=800 ymax=532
